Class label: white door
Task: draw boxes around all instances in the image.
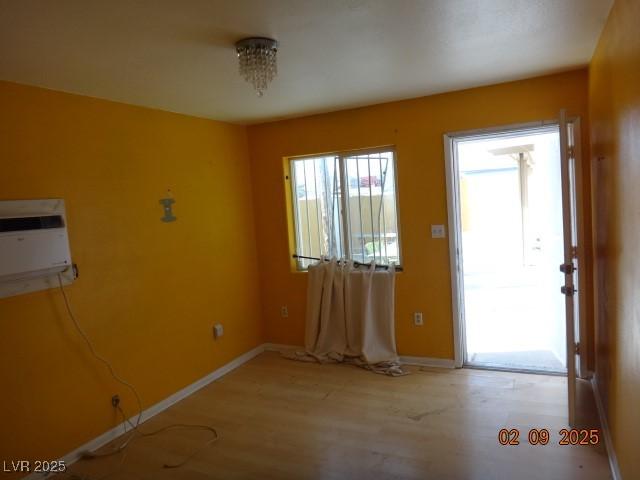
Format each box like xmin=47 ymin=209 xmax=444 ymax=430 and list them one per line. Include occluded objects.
xmin=558 ymin=110 xmax=582 ymax=426
xmin=445 ymin=118 xmax=586 ymax=425
xmin=446 ymin=123 xmax=571 ymax=373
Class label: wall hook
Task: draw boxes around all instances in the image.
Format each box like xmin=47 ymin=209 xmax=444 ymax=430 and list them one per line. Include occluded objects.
xmin=160 ymin=197 xmax=176 ymax=222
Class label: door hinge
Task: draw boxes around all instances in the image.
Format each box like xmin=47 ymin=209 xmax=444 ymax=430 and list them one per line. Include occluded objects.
xmin=561 ymin=285 xmax=576 ymax=296
xmin=559 ymin=263 xmax=575 ymax=274
xmin=568 ymin=146 xmax=575 ymax=158
xmin=575 ymin=342 xmax=580 ymax=355
xmin=571 ymin=246 xmax=578 ymax=259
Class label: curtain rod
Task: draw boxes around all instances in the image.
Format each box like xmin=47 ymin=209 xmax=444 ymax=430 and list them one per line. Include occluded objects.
xmin=292 ymin=254 xmax=402 ymax=272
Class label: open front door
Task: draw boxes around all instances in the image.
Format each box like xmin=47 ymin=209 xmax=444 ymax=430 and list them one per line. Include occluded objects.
xmin=559 ymin=110 xmax=581 ymax=426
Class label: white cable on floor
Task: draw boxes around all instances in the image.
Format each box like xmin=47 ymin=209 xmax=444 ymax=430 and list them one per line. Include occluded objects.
xmin=56 ymin=273 xmax=219 ymax=474
xmin=57 ymin=274 xmax=143 ymax=456
xmin=117 ymin=405 xmax=218 ymax=469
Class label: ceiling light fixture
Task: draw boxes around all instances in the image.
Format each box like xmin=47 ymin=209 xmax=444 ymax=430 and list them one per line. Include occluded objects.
xmin=235 ymin=37 xmax=278 ymax=97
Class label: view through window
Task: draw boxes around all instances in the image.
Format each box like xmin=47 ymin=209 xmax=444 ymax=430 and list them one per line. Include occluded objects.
xmin=290 ymin=149 xmax=400 ymax=269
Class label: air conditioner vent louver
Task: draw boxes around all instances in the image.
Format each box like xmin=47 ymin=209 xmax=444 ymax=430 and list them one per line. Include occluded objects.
xmin=0 ymin=215 xmax=64 ymax=232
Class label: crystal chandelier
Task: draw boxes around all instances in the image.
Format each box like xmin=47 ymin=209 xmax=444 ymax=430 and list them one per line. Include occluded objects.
xmin=235 ymin=37 xmax=278 ymax=97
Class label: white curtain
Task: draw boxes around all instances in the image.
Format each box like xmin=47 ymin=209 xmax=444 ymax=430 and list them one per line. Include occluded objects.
xmin=290 ymin=259 xmax=404 ymax=376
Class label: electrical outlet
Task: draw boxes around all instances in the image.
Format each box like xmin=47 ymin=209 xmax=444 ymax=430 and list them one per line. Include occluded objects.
xmin=281 ymin=306 xmax=289 ymax=318
xmin=431 ymin=224 xmax=446 ymax=238
xmin=213 ymin=323 xmax=224 ymax=339
xmin=414 ymin=312 xmax=424 ymax=326
xmin=111 ymin=394 xmax=120 ymax=408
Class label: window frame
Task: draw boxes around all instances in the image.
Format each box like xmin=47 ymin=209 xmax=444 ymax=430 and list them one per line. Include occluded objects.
xmin=287 ymin=146 xmax=402 ymax=271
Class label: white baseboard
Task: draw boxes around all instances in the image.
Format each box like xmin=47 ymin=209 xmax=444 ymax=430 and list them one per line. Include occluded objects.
xmin=399 ymin=355 xmax=456 ymax=368
xmin=25 ymin=342 xmax=454 ymax=479
xmin=591 ymin=376 xmax=622 ymax=480
xmin=264 ymin=343 xmax=456 ymax=369
xmin=25 ymin=343 xmax=266 ymax=479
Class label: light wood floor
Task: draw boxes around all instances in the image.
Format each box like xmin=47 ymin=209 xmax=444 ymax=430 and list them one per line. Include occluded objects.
xmin=62 ymin=352 xmax=611 ymax=480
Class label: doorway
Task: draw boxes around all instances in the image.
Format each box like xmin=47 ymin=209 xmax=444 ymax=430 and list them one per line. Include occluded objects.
xmin=446 ymin=124 xmax=570 ymax=374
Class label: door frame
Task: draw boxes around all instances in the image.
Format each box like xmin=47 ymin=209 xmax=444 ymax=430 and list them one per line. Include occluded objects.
xmin=443 ymin=119 xmax=587 ymax=372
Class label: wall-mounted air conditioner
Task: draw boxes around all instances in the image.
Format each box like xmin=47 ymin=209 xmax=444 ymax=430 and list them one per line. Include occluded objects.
xmin=0 ymin=199 xmax=75 ymax=299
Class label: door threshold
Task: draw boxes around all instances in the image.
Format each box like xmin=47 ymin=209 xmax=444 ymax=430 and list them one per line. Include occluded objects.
xmin=463 ymin=362 xmax=567 ymax=377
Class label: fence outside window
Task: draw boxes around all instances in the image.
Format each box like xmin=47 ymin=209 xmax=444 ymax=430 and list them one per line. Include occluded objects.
xmin=289 ymin=148 xmax=401 ymax=269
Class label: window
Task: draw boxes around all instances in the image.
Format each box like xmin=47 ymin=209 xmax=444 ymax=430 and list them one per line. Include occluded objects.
xmin=290 ymin=148 xmax=401 ymax=269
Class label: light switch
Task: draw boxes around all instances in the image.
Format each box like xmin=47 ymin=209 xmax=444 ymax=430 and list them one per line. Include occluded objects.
xmin=213 ymin=323 xmax=224 ymax=339
xmin=431 ymin=224 xmax=446 ymax=238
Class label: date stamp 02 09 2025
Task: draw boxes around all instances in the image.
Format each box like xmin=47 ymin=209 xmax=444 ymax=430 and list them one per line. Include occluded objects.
xmin=1 ymin=429 xmax=602 ymax=473
xmin=2 ymin=460 xmax=67 ymax=474
xmin=498 ymin=428 xmax=601 ymax=446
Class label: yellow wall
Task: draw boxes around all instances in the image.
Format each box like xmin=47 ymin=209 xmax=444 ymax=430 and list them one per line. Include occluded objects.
xmin=0 ymin=62 xmax=601 ymax=474
xmin=589 ymin=0 xmax=640 ymax=477
xmin=248 ymin=69 xmax=592 ymax=360
xmin=0 ymin=81 xmax=262 ymax=472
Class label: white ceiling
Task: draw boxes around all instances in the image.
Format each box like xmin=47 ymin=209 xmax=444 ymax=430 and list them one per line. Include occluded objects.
xmin=0 ymin=0 xmax=612 ymax=124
